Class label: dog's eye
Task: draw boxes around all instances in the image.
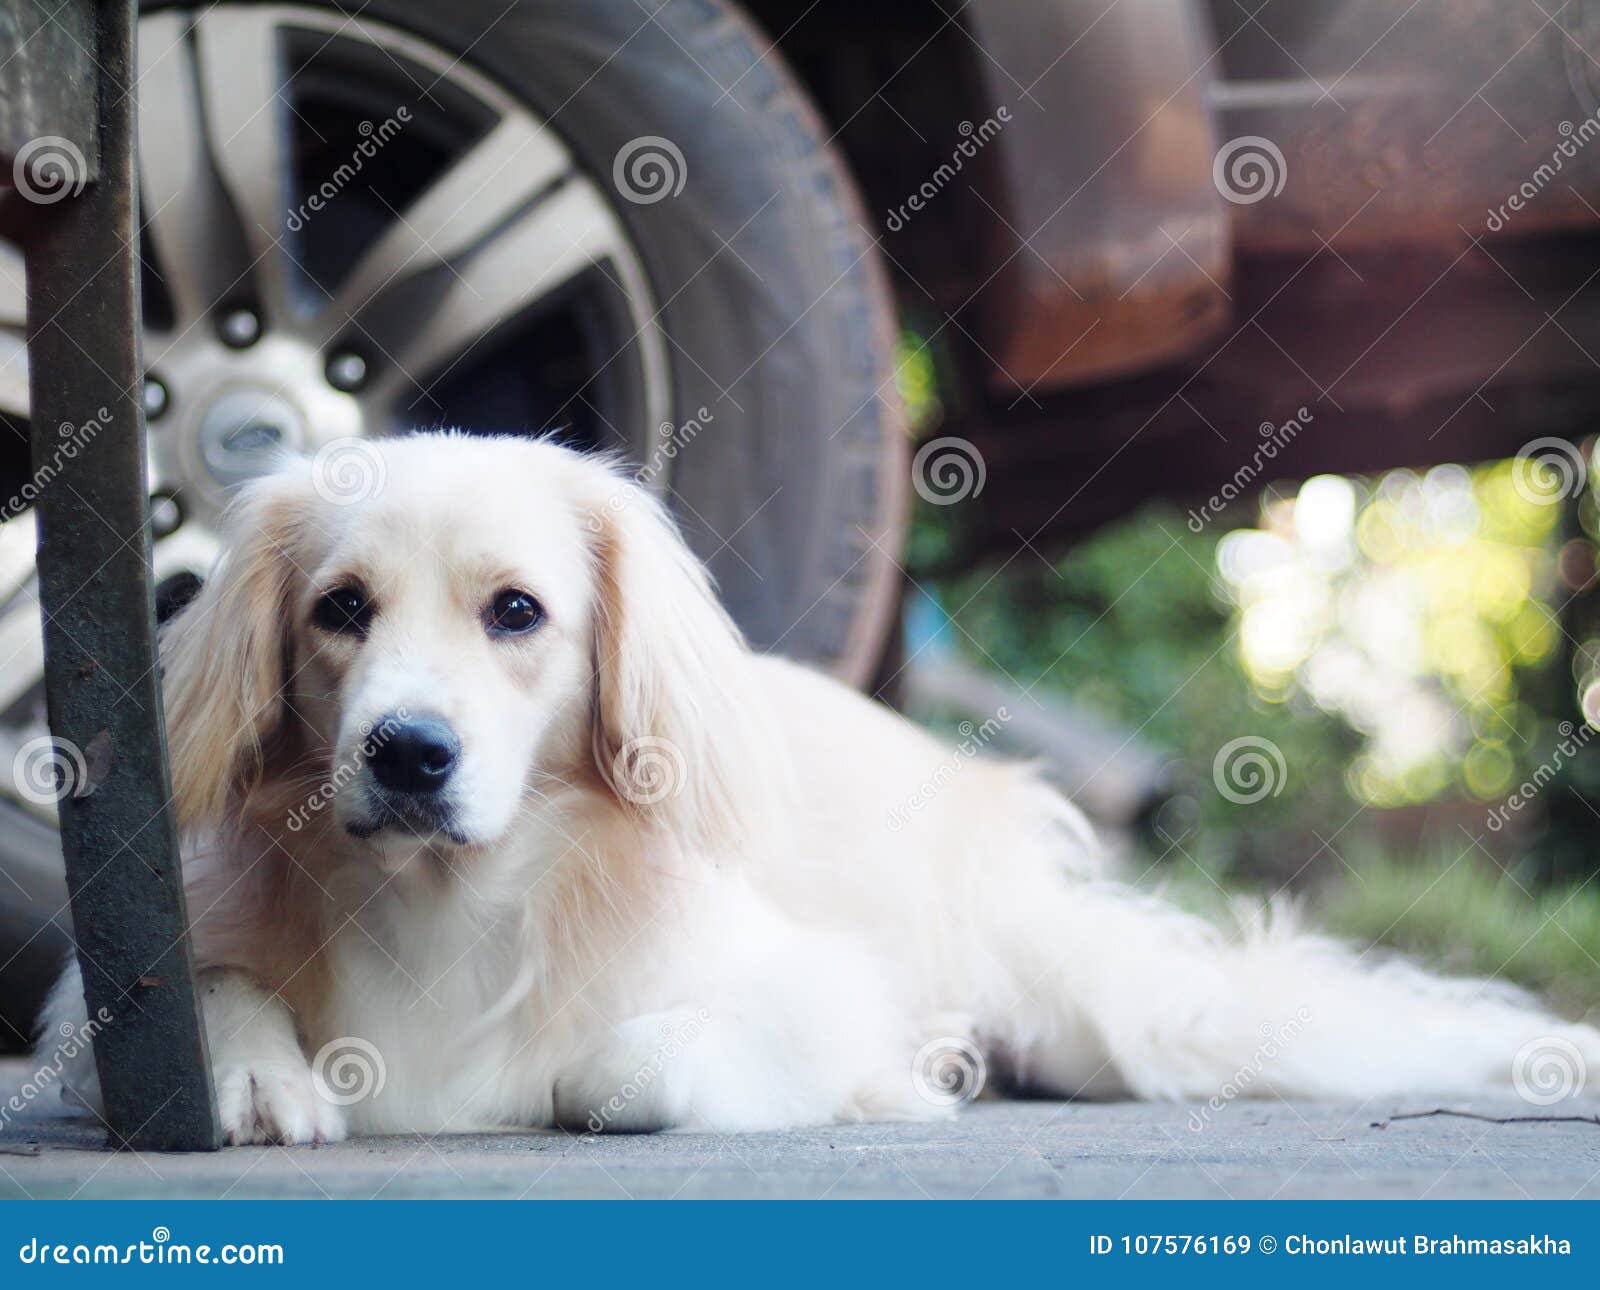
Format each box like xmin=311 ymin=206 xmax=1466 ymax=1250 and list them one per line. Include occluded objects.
xmin=487 ymin=588 xmax=544 ymax=635
xmin=312 ymin=586 xmax=373 ymax=636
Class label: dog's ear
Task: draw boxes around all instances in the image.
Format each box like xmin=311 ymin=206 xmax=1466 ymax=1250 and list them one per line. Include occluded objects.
xmin=583 ymin=473 xmax=774 ymax=854
xmin=160 ymin=470 xmax=310 ymax=833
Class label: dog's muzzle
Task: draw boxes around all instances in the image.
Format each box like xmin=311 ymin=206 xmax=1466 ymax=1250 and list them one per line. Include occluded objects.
xmin=346 ymin=713 xmax=466 ymax=842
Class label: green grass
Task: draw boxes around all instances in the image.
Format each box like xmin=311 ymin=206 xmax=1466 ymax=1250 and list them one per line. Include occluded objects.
xmin=1320 ymin=854 xmax=1600 ymax=1021
xmin=1144 ymin=852 xmax=1600 ymax=1022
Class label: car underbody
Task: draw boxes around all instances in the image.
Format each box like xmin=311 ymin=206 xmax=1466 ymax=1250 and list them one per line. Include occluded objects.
xmin=754 ymin=0 xmax=1600 ymax=560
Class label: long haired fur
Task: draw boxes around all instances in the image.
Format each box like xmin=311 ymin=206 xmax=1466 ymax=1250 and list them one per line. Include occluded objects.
xmin=41 ymin=434 xmax=1600 ymax=1143
xmin=161 ymin=472 xmax=312 ymax=834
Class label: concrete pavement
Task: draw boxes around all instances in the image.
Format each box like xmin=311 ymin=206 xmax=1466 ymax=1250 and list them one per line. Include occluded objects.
xmin=1 ymin=1098 xmax=1596 ymax=1199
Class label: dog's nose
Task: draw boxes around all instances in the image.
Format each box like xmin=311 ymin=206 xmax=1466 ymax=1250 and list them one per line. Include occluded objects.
xmin=366 ymin=714 xmax=460 ymax=795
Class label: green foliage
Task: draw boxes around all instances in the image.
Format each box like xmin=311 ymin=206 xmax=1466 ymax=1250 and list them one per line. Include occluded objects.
xmin=1318 ymin=851 xmax=1600 ymax=1018
xmin=925 ymin=456 xmax=1600 ymax=873
xmin=932 ymin=505 xmax=1356 ymax=867
xmin=1145 ymin=849 xmax=1600 ymax=1017
xmin=905 ymin=318 xmax=1600 ymax=1008
xmin=893 ymin=329 xmax=942 ymax=435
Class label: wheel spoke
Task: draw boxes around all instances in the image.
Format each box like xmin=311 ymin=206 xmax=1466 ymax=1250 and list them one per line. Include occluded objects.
xmin=0 ymin=243 xmax=24 ymax=330
xmin=0 ymin=330 xmax=28 ymax=419
xmin=0 ymin=8 xmax=688 ymax=819
xmin=0 ymin=519 xmax=42 ymax=717
xmin=0 ymin=622 xmax=43 ymax=728
xmin=366 ymin=176 xmax=631 ymax=409
xmin=0 ymin=516 xmax=220 ymax=749
xmin=192 ymin=7 xmax=298 ymax=325
xmin=138 ymin=12 xmax=256 ymax=330
xmin=1 ymin=244 xmax=30 ymax=417
xmin=319 ymin=113 xmax=573 ymax=337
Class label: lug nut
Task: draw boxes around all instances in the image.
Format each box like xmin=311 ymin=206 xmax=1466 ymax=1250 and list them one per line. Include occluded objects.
xmin=154 ymin=571 xmax=204 ymax=625
xmin=149 ymin=492 xmax=182 ymax=538
xmin=325 ymin=352 xmax=368 ymax=392
xmin=142 ymin=376 xmax=168 ymax=421
xmin=218 ymin=307 xmax=262 ymax=348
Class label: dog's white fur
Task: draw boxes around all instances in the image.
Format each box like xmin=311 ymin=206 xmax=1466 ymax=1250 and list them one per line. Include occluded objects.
xmin=44 ymin=434 xmax=1600 ymax=1143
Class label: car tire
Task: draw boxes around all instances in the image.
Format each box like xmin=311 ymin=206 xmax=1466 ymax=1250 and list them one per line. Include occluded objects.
xmin=0 ymin=0 xmax=909 ymax=1043
xmin=233 ymin=0 xmax=910 ymax=680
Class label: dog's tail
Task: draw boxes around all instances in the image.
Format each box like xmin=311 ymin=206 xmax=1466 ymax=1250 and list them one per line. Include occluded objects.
xmin=997 ymin=879 xmax=1600 ymax=1105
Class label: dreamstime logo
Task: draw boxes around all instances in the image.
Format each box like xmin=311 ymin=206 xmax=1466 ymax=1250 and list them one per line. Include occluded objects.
xmin=1486 ymin=719 xmax=1599 ymax=832
xmin=311 ymin=437 xmax=387 ymax=506
xmin=311 ymin=1036 xmax=387 ymax=1107
xmin=885 ymin=108 xmax=1011 ymax=231
xmin=1512 ymin=1036 xmax=1587 ymax=1106
xmin=1188 ymin=1008 xmax=1312 ymax=1132
xmin=286 ymin=106 xmax=412 ymax=230
xmin=285 ymin=710 xmax=408 ymax=833
xmin=1186 ymin=407 xmax=1313 ymax=532
xmin=585 ymin=1008 xmax=711 ymax=1133
xmin=12 ymin=735 xmax=89 ymax=806
xmin=0 ymin=1005 xmax=111 ymax=1131
xmin=17 ymin=1226 xmax=283 ymax=1267
xmin=611 ymin=736 xmax=687 ymax=806
xmin=612 ymin=136 xmax=687 ymax=204
xmin=0 ymin=405 xmax=113 ymax=523
xmin=912 ymin=436 xmax=986 ymax=506
xmin=1511 ymin=437 xmax=1588 ymax=506
xmin=12 ymin=136 xmax=88 ymax=204
xmin=911 ymin=1036 xmax=986 ymax=1108
xmin=586 ymin=406 xmax=716 ymax=533
xmin=1486 ymin=109 xmax=1600 ymax=232
xmin=1212 ymin=736 xmax=1287 ymax=805
xmin=633 ymin=406 xmax=713 ymax=492
xmin=887 ymin=709 xmax=1010 ymax=832
xmin=1212 ymin=135 xmax=1287 ymax=205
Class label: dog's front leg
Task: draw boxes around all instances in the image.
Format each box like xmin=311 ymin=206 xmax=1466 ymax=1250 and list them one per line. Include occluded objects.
xmin=200 ymin=967 xmax=344 ymax=1146
xmin=41 ymin=960 xmax=342 ymax=1144
xmin=552 ymin=1010 xmax=706 ymax=1133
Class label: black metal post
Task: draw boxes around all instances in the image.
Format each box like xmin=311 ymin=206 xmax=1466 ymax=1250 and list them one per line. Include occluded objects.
xmin=10 ymin=0 xmax=219 ymax=1151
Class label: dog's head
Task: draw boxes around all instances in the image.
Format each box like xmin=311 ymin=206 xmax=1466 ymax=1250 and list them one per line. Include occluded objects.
xmin=161 ymin=433 xmax=762 ymax=864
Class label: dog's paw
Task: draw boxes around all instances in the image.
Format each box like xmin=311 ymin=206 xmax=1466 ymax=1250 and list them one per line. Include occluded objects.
xmin=214 ymin=1060 xmax=346 ymax=1146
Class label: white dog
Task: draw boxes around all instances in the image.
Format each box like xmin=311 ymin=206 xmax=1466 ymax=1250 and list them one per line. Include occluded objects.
xmin=44 ymin=433 xmax=1600 ymax=1143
